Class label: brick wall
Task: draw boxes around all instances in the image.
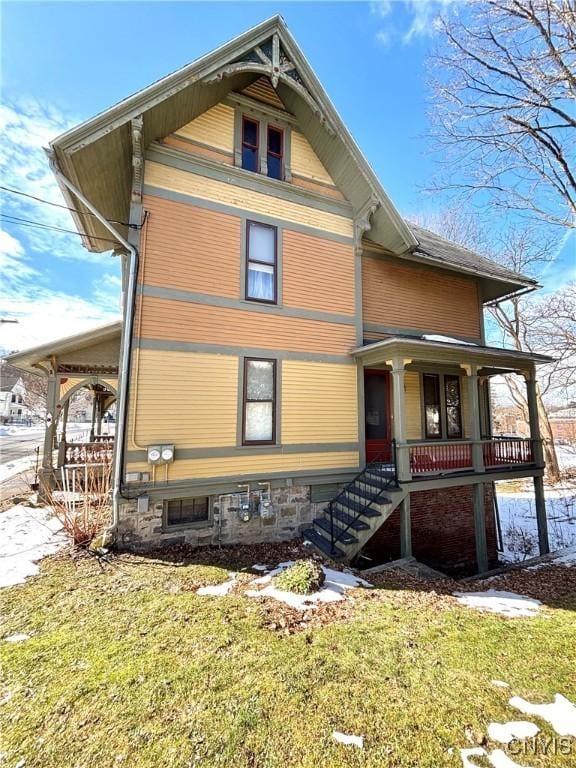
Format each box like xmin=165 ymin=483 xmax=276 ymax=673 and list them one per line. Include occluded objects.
xmin=362 ymin=484 xmax=498 ymax=576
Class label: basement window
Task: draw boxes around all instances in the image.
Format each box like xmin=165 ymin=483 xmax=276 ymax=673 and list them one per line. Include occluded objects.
xmin=165 ymin=497 xmax=210 ymax=527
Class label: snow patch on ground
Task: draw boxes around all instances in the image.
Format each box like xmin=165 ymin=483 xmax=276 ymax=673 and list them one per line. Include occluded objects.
xmin=0 ymin=505 xmax=67 ymax=588
xmin=491 ymin=680 xmax=510 ymax=689
xmin=497 ymin=481 xmax=576 ymax=562
xmin=509 ymin=694 xmax=576 ymax=737
xmin=487 ymin=720 xmax=539 ymax=744
xmin=332 ymin=731 xmax=364 ymax=748
xmin=454 ymin=590 xmax=541 ymax=617
xmin=0 ymin=454 xmax=37 ymax=483
xmin=196 ymin=561 xmax=372 ymax=610
xmin=3 ymin=633 xmax=30 ymax=643
xmin=197 ymin=575 xmax=237 ymax=596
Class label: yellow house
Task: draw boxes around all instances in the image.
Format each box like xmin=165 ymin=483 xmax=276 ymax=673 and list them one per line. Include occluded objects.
xmin=7 ymin=17 xmax=552 ymax=575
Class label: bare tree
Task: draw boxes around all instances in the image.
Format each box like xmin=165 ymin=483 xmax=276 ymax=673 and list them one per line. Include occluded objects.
xmin=429 ymin=0 xmax=576 ymax=229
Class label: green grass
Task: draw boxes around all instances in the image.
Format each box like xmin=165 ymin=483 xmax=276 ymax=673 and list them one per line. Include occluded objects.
xmin=1 ymin=551 xmax=575 ymax=768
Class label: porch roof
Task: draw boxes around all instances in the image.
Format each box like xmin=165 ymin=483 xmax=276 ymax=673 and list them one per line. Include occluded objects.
xmin=3 ymin=321 xmax=121 ymax=376
xmin=352 ymin=335 xmax=553 ymax=373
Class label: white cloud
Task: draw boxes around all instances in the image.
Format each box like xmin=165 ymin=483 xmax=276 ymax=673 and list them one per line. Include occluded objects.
xmin=0 ymin=97 xmax=111 ymax=264
xmin=370 ymin=0 xmax=458 ymax=45
xmin=0 ymin=286 xmax=120 ymax=355
xmin=0 ymin=97 xmax=122 ymax=354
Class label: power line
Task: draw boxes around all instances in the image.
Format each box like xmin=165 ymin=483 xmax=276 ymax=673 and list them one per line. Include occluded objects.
xmin=1 ymin=214 xmax=122 ymax=246
xmin=0 ymin=185 xmax=138 ymax=229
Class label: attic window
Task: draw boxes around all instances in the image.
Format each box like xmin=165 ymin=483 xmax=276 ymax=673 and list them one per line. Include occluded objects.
xmin=242 ymin=117 xmax=259 ymax=172
xmin=267 ymin=126 xmax=283 ymax=180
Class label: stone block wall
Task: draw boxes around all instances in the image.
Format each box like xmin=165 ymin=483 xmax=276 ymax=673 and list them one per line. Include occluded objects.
xmin=117 ymin=484 xmax=319 ymax=550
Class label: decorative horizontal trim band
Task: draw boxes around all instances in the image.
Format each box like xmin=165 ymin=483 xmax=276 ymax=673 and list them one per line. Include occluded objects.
xmin=146 ymin=143 xmax=353 ymax=217
xmin=134 ymin=337 xmax=355 ymax=365
xmin=126 ymin=442 xmax=360 ymax=463
xmin=363 ymin=322 xmax=481 ymax=346
xmin=143 ymin=184 xmax=355 ymax=246
xmin=122 ymin=466 xmax=361 ymax=496
xmin=140 ymin=284 xmax=356 ymax=326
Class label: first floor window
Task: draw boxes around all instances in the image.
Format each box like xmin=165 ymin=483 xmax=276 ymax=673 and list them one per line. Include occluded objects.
xmin=444 ymin=375 xmax=463 ymax=439
xmin=423 ymin=374 xmax=441 ymax=438
xmin=243 ymin=358 xmax=276 ymax=444
xmin=246 ymin=221 xmax=277 ymax=303
xmin=166 ymin=497 xmax=209 ymax=526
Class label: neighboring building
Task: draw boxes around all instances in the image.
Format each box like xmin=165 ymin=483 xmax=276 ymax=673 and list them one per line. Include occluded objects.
xmin=0 ymin=364 xmax=30 ymax=424
xmin=549 ymin=405 xmax=576 ymax=444
xmin=5 ymin=18 xmax=553 ymax=574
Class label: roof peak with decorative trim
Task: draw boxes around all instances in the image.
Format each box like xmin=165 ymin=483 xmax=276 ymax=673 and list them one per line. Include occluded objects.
xmin=50 ymin=15 xmax=416 ymax=256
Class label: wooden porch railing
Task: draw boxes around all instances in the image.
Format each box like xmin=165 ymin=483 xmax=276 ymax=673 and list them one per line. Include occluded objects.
xmin=409 ymin=441 xmax=473 ymax=474
xmin=61 ymin=441 xmax=114 ymax=467
xmin=406 ymin=437 xmax=535 ymax=476
xmin=483 ymin=437 xmax=534 ymax=467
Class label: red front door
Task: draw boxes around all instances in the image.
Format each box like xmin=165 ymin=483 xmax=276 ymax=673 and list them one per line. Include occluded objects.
xmin=364 ymin=369 xmax=392 ymax=462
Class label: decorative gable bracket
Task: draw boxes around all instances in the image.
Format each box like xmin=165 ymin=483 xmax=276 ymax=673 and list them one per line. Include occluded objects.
xmin=203 ymin=33 xmax=336 ymax=136
xmin=354 ymin=196 xmax=380 ymax=256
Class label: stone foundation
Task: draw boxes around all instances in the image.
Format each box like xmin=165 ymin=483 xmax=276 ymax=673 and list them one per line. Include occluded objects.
xmin=117 ymin=484 xmax=324 ymax=550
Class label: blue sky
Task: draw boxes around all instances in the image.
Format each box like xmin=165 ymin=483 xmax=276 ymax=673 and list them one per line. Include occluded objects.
xmin=1 ymin=1 xmax=573 ymax=352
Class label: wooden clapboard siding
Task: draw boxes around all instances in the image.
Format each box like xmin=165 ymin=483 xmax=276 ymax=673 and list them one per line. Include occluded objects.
xmin=362 ymin=255 xmax=482 ymax=339
xmin=291 ymin=175 xmax=346 ymax=201
xmin=141 ymin=195 xmax=241 ymax=297
xmin=137 ymin=296 xmax=356 ymax=355
xmin=174 ymin=103 xmax=234 ymax=152
xmin=125 ymin=451 xmax=360 ymax=482
xmin=162 ymin=135 xmax=234 ymax=165
xmin=240 ymin=77 xmax=287 ymax=110
xmin=145 ymin=161 xmax=353 ymax=237
xmin=405 ymin=372 xmax=422 ymax=440
xmin=282 ymin=230 xmax=356 ymax=315
xmin=126 ymin=350 xmax=238 ymax=450
xmin=291 ymin=130 xmax=336 ymax=186
xmin=282 ymin=361 xmax=358 ymax=444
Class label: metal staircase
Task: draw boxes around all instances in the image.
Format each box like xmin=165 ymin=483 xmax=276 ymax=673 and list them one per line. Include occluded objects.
xmin=303 ymin=442 xmax=406 ymax=562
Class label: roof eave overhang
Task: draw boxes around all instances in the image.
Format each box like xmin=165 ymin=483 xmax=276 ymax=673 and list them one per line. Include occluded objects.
xmin=3 ymin=321 xmax=122 ymax=374
xmin=352 ymin=337 xmax=553 ymax=371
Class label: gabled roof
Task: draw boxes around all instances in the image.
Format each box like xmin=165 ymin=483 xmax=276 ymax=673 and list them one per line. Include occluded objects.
xmin=0 ymin=370 xmax=22 ymax=392
xmin=363 ymin=222 xmax=539 ymax=302
xmin=50 ymin=15 xmax=417 ymax=255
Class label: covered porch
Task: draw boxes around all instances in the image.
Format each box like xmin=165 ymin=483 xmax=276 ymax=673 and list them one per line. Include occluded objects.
xmin=353 ymin=336 xmax=553 ymax=566
xmin=4 ymin=322 xmax=121 ymax=495
xmin=353 ymin=336 xmax=551 ymax=482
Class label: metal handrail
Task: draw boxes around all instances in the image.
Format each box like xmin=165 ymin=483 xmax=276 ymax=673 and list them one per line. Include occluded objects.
xmin=328 ymin=438 xmax=398 ymax=554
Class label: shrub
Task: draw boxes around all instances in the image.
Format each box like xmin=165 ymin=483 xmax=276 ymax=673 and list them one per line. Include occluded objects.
xmin=274 ymin=559 xmax=325 ymax=594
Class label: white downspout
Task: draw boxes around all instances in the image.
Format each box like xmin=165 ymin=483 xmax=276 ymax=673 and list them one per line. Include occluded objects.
xmin=45 ymin=148 xmax=139 ymax=534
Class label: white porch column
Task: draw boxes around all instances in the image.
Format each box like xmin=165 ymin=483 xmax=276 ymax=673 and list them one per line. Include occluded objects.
xmin=388 ymin=357 xmax=411 ymax=482
xmin=523 ymin=368 xmax=549 ymax=555
xmin=462 ymin=364 xmax=484 ymax=473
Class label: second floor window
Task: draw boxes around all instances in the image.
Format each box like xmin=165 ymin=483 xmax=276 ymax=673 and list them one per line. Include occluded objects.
xmin=242 ymin=117 xmax=259 ymax=172
xmin=267 ymin=126 xmax=283 ymax=180
xmin=445 ymin=375 xmax=463 ymax=439
xmin=246 ymin=221 xmax=277 ymax=303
